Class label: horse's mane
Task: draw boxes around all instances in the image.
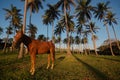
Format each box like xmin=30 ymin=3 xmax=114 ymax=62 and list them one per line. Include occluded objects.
xmin=22 ymin=34 xmax=32 ymax=47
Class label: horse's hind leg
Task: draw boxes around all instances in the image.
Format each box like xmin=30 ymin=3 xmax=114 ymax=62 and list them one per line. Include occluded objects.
xmin=46 ymin=54 xmax=50 ymax=69
xmin=51 ymin=50 xmax=55 ymax=69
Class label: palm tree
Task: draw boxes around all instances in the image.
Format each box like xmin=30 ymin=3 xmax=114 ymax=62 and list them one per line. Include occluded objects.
xmin=3 ymin=26 xmax=13 ymax=53
xmin=37 ymin=34 xmax=47 ymax=41
xmin=27 ymin=23 xmax=37 ymax=39
xmin=75 ymin=35 xmax=81 ymax=53
xmin=3 ymin=4 xmax=22 ymax=35
xmin=104 ymin=22 xmax=114 ymax=56
xmin=63 ymin=38 xmax=68 ymax=50
xmin=75 ymin=0 xmax=93 ymax=23
xmin=93 ymin=1 xmax=110 ymax=21
xmin=54 ymin=21 xmax=65 ymax=53
xmin=42 ymin=4 xmax=60 ymax=42
xmin=94 ymin=1 xmax=115 ymax=56
xmin=26 ymin=0 xmax=44 ymax=24
xmin=69 ymin=35 xmax=74 ymax=53
xmin=82 ymin=30 xmax=90 ymax=55
xmin=18 ymin=0 xmax=28 ymax=59
xmin=81 ymin=37 xmax=88 ymax=55
xmin=86 ymin=22 xmax=99 ymax=55
xmin=56 ymin=0 xmax=76 ymax=55
xmin=0 ymin=27 xmax=3 ymax=36
xmin=104 ymin=11 xmax=120 ymax=50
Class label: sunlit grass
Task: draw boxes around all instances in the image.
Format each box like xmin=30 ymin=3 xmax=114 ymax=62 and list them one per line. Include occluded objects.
xmin=0 ymin=52 xmax=120 ymax=80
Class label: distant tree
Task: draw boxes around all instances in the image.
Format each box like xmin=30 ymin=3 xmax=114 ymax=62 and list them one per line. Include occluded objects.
xmin=75 ymin=35 xmax=81 ymax=53
xmin=86 ymin=22 xmax=99 ymax=55
xmin=82 ymin=30 xmax=90 ymax=55
xmin=3 ymin=26 xmax=13 ymax=53
xmin=3 ymin=4 xmax=22 ymax=35
xmin=54 ymin=20 xmax=65 ymax=52
xmin=42 ymin=4 xmax=60 ymax=43
xmin=27 ymin=23 xmax=37 ymax=39
xmin=37 ymin=34 xmax=47 ymax=41
xmin=81 ymin=37 xmax=88 ymax=55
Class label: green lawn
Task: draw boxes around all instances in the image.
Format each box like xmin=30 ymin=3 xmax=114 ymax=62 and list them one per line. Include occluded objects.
xmin=0 ymin=52 xmax=120 ymax=80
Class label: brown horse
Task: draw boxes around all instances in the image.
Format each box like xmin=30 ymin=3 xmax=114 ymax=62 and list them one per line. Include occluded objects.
xmin=13 ymin=30 xmax=55 ymax=75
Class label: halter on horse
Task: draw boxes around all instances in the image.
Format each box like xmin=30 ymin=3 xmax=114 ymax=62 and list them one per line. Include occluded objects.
xmin=13 ymin=30 xmax=55 ymax=75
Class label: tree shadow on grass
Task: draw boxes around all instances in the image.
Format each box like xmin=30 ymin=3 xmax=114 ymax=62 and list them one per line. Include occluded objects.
xmin=73 ymin=55 xmax=110 ymax=80
xmin=54 ymin=56 xmax=65 ymax=67
xmin=92 ymin=56 xmax=120 ymax=63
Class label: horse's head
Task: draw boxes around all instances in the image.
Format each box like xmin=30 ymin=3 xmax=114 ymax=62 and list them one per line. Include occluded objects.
xmin=13 ymin=30 xmax=24 ymax=48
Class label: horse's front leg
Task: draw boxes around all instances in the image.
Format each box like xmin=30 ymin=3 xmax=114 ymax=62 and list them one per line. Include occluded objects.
xmin=46 ymin=54 xmax=50 ymax=69
xmin=30 ymin=53 xmax=36 ymax=75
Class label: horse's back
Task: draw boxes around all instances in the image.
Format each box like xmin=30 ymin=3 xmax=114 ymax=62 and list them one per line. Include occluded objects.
xmin=32 ymin=40 xmax=55 ymax=54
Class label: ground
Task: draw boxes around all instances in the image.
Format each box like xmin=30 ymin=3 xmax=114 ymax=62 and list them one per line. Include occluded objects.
xmin=0 ymin=52 xmax=120 ymax=80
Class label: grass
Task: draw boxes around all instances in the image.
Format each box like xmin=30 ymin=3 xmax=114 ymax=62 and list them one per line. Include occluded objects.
xmin=0 ymin=51 xmax=120 ymax=80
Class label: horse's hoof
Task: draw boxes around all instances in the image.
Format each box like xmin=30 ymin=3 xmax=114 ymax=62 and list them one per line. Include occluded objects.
xmin=46 ymin=66 xmax=49 ymax=69
xmin=51 ymin=64 xmax=54 ymax=69
xmin=31 ymin=72 xmax=34 ymax=75
xmin=46 ymin=65 xmax=50 ymax=69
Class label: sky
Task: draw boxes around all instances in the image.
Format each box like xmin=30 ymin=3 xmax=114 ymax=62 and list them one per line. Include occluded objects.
xmin=0 ymin=0 xmax=120 ymax=49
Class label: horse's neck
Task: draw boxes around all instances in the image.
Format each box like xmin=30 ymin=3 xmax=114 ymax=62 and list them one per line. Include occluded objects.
xmin=22 ymin=34 xmax=32 ymax=47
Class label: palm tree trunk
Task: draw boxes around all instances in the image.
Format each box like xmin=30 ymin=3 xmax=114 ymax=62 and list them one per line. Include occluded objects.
xmin=64 ymin=7 xmax=71 ymax=55
xmin=84 ymin=40 xmax=87 ymax=55
xmin=47 ymin=26 xmax=49 ymax=41
xmin=29 ymin=10 xmax=32 ymax=25
xmin=52 ymin=22 xmax=55 ymax=43
xmin=3 ymin=34 xmax=9 ymax=53
xmin=93 ymin=39 xmax=98 ymax=55
xmin=90 ymin=25 xmax=98 ymax=55
xmin=111 ymin=25 xmax=120 ymax=50
xmin=105 ymin=24 xmax=115 ymax=56
xmin=18 ymin=0 xmax=28 ymax=58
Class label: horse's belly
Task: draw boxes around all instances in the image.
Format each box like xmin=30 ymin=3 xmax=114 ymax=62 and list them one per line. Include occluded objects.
xmin=38 ymin=49 xmax=50 ymax=54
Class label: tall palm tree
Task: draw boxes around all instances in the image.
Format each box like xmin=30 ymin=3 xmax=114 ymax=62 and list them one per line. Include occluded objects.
xmin=94 ymin=1 xmax=115 ymax=56
xmin=93 ymin=1 xmax=110 ymax=20
xmin=75 ymin=0 xmax=93 ymax=23
xmin=56 ymin=0 xmax=76 ymax=55
xmin=26 ymin=0 xmax=44 ymax=24
xmin=104 ymin=11 xmax=120 ymax=50
xmin=86 ymin=22 xmax=99 ymax=55
xmin=3 ymin=4 xmax=22 ymax=35
xmin=0 ymin=27 xmax=3 ymax=36
xmin=104 ymin=22 xmax=114 ymax=56
xmin=54 ymin=21 xmax=65 ymax=52
xmin=42 ymin=4 xmax=60 ymax=42
xmin=3 ymin=26 xmax=13 ymax=53
xmin=75 ymin=0 xmax=93 ymax=54
xmin=27 ymin=23 xmax=37 ymax=39
xmin=18 ymin=0 xmax=28 ymax=59
xmin=19 ymin=0 xmax=44 ymax=58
